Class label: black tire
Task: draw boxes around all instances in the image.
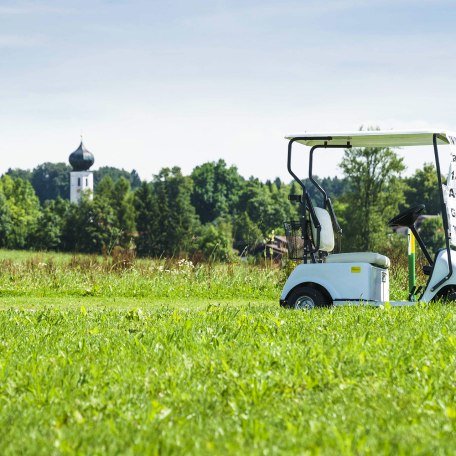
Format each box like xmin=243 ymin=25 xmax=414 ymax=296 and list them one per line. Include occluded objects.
xmin=286 ymin=286 xmax=331 ymax=310
xmin=433 ymin=286 xmax=456 ymax=302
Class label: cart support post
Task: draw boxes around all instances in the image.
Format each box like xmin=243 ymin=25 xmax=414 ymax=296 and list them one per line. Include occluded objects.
xmin=408 ymin=229 xmax=416 ymax=298
xmin=431 ymin=133 xmax=453 ymax=292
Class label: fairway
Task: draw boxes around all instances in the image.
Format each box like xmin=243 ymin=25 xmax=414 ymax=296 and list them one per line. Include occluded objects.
xmin=0 ymin=298 xmax=455 ymax=454
xmin=0 ymin=253 xmax=454 ymax=454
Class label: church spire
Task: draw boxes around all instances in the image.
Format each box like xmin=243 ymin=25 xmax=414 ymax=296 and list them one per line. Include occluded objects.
xmin=69 ymin=140 xmax=95 ymax=171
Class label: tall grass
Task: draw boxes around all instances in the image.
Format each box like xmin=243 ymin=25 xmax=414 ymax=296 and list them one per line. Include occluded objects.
xmin=0 ymin=249 xmax=419 ymax=301
xmin=0 ymin=251 xmax=282 ymax=300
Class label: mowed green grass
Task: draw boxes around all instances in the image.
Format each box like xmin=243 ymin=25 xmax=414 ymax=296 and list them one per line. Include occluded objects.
xmin=0 ymin=251 xmax=454 ymax=455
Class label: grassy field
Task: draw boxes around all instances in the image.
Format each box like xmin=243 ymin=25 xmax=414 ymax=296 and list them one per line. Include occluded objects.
xmin=0 ymin=251 xmax=454 ymax=454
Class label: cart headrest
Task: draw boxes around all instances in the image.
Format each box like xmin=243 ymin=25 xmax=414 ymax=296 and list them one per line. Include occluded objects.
xmin=311 ymin=208 xmax=335 ymax=253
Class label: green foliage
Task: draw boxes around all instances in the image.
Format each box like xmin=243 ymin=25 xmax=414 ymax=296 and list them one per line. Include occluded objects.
xmin=97 ymin=176 xmax=136 ymax=245
xmin=196 ymin=219 xmax=234 ymax=261
xmin=419 ymin=216 xmax=445 ymax=255
xmin=28 ymin=198 xmax=71 ymax=250
xmin=302 ymin=176 xmax=350 ymax=206
xmin=151 ymin=167 xmax=199 ymax=256
xmin=191 ymin=160 xmax=244 ymax=223
xmin=61 ymin=196 xmax=121 ymax=253
xmin=0 ymin=192 xmax=13 ymax=247
xmin=237 ymin=179 xmax=267 ymax=231
xmin=96 ymin=175 xmax=115 ymax=199
xmin=94 ymin=166 xmax=141 ymax=190
xmin=112 ymin=178 xmax=136 ymax=242
xmin=0 ymin=175 xmax=41 ymax=249
xmin=237 ymin=179 xmax=295 ymax=236
xmin=135 ymin=167 xmax=199 ymax=257
xmin=7 ymin=164 xmax=141 ymax=202
xmin=30 ymin=162 xmax=71 ymax=203
xmin=134 ymin=182 xmax=156 ymax=256
xmin=5 ymin=167 xmax=32 ymax=182
xmin=0 ymin=155 xmax=450 ymax=261
xmin=340 ymin=129 xmax=406 ymax=252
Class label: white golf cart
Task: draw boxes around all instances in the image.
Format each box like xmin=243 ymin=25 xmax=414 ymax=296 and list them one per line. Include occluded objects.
xmin=280 ymin=130 xmax=456 ymax=309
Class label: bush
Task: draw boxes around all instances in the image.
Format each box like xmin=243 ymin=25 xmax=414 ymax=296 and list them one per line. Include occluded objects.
xmin=196 ymin=224 xmax=234 ymax=261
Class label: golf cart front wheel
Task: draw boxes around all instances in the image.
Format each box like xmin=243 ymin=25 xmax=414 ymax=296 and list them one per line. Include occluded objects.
xmin=286 ymin=286 xmax=331 ymax=310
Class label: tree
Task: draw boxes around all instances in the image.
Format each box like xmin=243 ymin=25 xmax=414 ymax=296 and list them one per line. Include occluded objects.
xmin=5 ymin=168 xmax=32 ymax=182
xmin=134 ymin=167 xmax=199 ymax=257
xmin=111 ymin=177 xmax=136 ymax=244
xmin=0 ymin=192 xmax=13 ymax=248
xmin=319 ymin=176 xmax=349 ymax=200
xmin=0 ymin=175 xmax=41 ymax=249
xmin=191 ymin=160 xmax=244 ymax=223
xmin=236 ymin=179 xmax=295 ymax=236
xmin=134 ymin=182 xmax=156 ymax=256
xmin=96 ymin=176 xmax=136 ymax=246
xmin=61 ymin=196 xmax=121 ymax=253
xmin=266 ymin=184 xmax=296 ymax=233
xmin=340 ymin=129 xmax=406 ymax=251
xmin=94 ymin=166 xmax=141 ymax=190
xmin=30 ymin=162 xmax=71 ymax=203
xmin=96 ymin=175 xmax=115 ymax=200
xmin=129 ymin=170 xmax=142 ymax=189
xmin=274 ymin=177 xmax=282 ymax=190
xmin=28 ymin=198 xmax=70 ymax=250
xmin=404 ymin=163 xmax=440 ymax=214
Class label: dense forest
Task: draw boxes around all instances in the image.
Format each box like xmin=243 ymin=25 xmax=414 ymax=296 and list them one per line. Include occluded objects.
xmin=0 ymin=145 xmax=445 ymax=259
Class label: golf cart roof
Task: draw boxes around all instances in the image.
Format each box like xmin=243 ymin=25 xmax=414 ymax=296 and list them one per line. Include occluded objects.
xmin=285 ymin=130 xmax=456 ymax=147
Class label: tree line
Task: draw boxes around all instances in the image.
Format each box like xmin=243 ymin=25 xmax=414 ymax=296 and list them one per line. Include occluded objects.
xmin=0 ymin=145 xmax=444 ymax=259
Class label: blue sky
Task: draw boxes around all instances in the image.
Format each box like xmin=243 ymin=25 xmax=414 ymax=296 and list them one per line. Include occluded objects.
xmin=1 ymin=0 xmax=456 ymax=180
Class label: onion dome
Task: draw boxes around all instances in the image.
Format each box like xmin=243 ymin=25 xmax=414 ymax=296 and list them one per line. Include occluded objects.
xmin=69 ymin=141 xmax=94 ymax=171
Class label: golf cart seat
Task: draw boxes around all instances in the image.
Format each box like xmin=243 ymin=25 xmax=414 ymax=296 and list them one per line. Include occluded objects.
xmin=326 ymin=252 xmax=390 ymax=269
xmin=312 ymin=207 xmax=390 ymax=269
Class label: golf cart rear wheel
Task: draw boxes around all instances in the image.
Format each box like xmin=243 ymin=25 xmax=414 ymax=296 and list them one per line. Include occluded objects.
xmin=434 ymin=286 xmax=456 ymax=302
xmin=286 ymin=286 xmax=331 ymax=310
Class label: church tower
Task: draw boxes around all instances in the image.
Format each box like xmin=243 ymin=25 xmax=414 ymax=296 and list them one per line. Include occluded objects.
xmin=69 ymin=140 xmax=95 ymax=203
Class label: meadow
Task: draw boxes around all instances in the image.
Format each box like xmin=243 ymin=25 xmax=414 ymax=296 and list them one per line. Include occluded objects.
xmin=0 ymin=250 xmax=454 ymax=455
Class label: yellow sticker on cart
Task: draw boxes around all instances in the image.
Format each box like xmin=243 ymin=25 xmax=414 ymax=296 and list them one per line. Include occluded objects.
xmin=351 ymin=266 xmax=361 ymax=273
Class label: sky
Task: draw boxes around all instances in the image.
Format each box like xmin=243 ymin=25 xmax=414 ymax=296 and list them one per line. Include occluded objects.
xmin=1 ymin=0 xmax=456 ymax=181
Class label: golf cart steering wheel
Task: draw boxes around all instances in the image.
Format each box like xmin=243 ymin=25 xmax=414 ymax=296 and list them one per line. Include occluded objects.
xmin=388 ymin=204 xmax=425 ymax=228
